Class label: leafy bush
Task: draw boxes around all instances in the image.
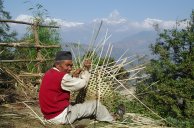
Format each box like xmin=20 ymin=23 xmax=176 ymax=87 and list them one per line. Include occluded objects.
xmin=137 ymin=11 xmax=194 ymax=127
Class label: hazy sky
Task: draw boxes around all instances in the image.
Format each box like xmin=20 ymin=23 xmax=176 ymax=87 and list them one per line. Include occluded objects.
xmin=3 ymin=0 xmax=194 ymax=22
xmin=2 ymin=0 xmax=194 ymax=55
xmin=3 ymin=0 xmax=194 ymax=42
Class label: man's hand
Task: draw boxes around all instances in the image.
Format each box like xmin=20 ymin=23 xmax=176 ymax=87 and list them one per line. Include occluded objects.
xmin=72 ymin=68 xmax=82 ymax=77
xmin=83 ymin=59 xmax=91 ymax=70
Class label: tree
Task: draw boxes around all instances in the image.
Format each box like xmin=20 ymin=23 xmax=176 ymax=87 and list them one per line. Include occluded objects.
xmin=137 ymin=11 xmax=194 ymax=126
xmin=0 ymin=0 xmax=17 ymax=88
xmin=0 ymin=0 xmax=17 ymax=59
xmin=14 ymin=4 xmax=61 ymax=73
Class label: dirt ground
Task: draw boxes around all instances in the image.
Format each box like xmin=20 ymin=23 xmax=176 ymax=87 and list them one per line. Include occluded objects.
xmin=0 ymin=100 xmax=172 ymax=128
xmin=0 ymin=87 xmax=172 ymax=128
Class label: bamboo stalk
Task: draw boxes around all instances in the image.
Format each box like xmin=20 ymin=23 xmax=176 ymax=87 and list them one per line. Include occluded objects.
xmin=118 ymin=76 xmax=147 ymax=82
xmin=0 ymin=59 xmax=53 ymax=63
xmin=22 ymin=102 xmax=46 ymax=125
xmin=0 ymin=43 xmax=60 ymax=48
xmin=113 ymin=66 xmax=146 ymax=77
xmin=18 ymin=73 xmax=43 ymax=77
xmin=33 ymin=22 xmax=41 ymax=73
xmin=0 ymin=19 xmax=59 ymax=28
xmin=71 ymin=47 xmax=79 ymax=69
xmin=2 ymin=67 xmax=28 ymax=98
xmin=0 ymin=80 xmax=15 ymax=83
xmin=87 ymin=20 xmax=103 ymax=56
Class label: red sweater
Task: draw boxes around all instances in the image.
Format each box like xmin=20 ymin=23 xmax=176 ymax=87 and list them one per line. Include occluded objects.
xmin=39 ymin=68 xmax=70 ymax=119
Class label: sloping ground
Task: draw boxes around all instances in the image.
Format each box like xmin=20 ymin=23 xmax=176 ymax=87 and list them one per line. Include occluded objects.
xmin=0 ymin=101 xmax=172 ymax=128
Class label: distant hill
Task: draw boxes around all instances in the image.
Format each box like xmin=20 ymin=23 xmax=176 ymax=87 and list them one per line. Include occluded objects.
xmin=111 ymin=31 xmax=158 ymax=59
xmin=61 ymin=31 xmax=158 ymax=60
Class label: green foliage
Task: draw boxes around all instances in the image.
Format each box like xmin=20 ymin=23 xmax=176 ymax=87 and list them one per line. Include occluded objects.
xmin=137 ymin=11 xmax=194 ymax=127
xmin=166 ymin=117 xmax=194 ymax=128
xmin=0 ymin=0 xmax=17 ymax=60
xmin=14 ymin=4 xmax=61 ymax=73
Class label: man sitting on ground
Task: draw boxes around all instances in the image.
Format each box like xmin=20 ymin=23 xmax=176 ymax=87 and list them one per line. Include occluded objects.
xmin=39 ymin=51 xmax=113 ymax=124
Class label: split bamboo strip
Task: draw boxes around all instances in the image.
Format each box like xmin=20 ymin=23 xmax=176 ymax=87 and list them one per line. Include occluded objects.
xmin=101 ymin=68 xmax=173 ymax=126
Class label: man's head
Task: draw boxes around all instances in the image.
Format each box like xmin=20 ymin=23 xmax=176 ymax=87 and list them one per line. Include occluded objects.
xmin=54 ymin=51 xmax=73 ymax=73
